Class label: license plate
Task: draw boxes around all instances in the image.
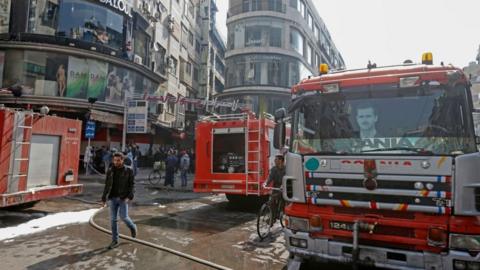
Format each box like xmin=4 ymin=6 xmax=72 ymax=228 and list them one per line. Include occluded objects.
xmin=221 ymin=184 xmax=235 ymax=189
xmin=330 ymin=221 xmax=354 ymax=231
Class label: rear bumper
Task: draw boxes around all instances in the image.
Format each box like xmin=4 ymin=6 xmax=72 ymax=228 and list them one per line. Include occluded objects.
xmin=193 ymin=179 xmax=270 ymax=196
xmin=0 ymin=184 xmax=83 ymax=207
xmin=285 ymin=229 xmax=480 ymax=270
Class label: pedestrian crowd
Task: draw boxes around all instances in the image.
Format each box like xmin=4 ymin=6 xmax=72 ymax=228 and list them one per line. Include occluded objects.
xmin=83 ymin=143 xmax=195 ymax=188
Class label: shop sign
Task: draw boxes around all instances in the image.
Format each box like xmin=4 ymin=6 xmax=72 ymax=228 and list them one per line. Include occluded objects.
xmin=98 ymin=0 xmax=132 ymax=17
xmin=127 ymin=100 xmax=148 ymax=134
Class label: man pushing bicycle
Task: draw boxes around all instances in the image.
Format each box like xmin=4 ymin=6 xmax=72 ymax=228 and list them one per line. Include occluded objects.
xmin=263 ymin=155 xmax=286 ymax=219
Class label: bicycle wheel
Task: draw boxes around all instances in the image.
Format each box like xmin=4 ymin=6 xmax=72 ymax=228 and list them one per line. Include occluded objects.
xmin=148 ymin=170 xmax=162 ymax=185
xmin=257 ymin=203 xmax=273 ymax=240
xmin=279 ymin=210 xmax=285 ymax=228
xmin=278 ymin=200 xmax=285 ymax=228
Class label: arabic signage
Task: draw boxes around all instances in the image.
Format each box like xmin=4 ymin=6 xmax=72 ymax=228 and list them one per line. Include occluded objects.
xmin=143 ymin=94 xmax=250 ymax=112
xmin=85 ymin=120 xmax=96 ymax=139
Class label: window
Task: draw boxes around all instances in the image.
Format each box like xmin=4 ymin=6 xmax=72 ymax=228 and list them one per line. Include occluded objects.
xmin=195 ymin=40 xmax=201 ymax=53
xmin=307 ymin=12 xmax=313 ymax=29
xmin=225 ymin=54 xmax=312 ymax=89
xmin=243 ymin=0 xmax=249 ymax=12
xmin=170 ymin=57 xmax=178 ymax=76
xmin=188 ymin=30 xmax=193 ymax=46
xmin=316 ymin=53 xmax=321 ymax=68
xmin=188 ymin=0 xmax=194 ymax=18
xmin=55 ymin=0 xmax=125 ymax=50
xmin=186 ymin=62 xmax=192 ymax=76
xmin=0 ymin=0 xmax=10 ymax=34
xmin=167 ymin=94 xmax=175 ymax=114
xmin=193 ymin=67 xmax=199 ymax=81
xmin=252 ymin=0 xmax=260 ymax=11
xmin=306 ymin=44 xmax=312 ymax=65
xmin=314 ymin=24 xmax=319 ymax=39
xmin=134 ymin=30 xmax=150 ymax=65
xmin=290 ymin=28 xmax=304 ymax=55
xmin=299 ymin=0 xmax=305 ymax=17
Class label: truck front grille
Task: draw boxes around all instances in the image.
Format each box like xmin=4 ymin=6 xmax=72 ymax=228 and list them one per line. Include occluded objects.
xmin=306 ymin=173 xmax=452 ymax=214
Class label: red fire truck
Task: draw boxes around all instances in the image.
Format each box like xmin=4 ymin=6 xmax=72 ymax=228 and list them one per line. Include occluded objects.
xmin=194 ymin=112 xmax=278 ymax=203
xmin=274 ymin=54 xmax=480 ymax=269
xmin=0 ymin=107 xmax=83 ymax=208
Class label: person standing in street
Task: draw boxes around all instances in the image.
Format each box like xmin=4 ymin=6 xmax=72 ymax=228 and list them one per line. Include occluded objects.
xmin=164 ymin=151 xmax=178 ymax=187
xmin=180 ymin=151 xmax=190 ymax=187
xmin=102 ymin=147 xmax=112 ymax=173
xmin=84 ymin=146 xmax=93 ymax=176
xmin=101 ymin=152 xmax=137 ymax=249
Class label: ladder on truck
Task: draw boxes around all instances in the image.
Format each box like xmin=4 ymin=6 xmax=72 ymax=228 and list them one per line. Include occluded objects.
xmin=8 ymin=111 xmax=34 ymax=192
xmin=245 ymin=114 xmax=262 ymax=196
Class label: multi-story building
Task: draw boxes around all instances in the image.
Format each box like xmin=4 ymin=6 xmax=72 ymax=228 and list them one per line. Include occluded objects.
xmin=218 ymin=0 xmax=345 ymax=114
xmin=0 ymin=0 xmax=225 ymax=153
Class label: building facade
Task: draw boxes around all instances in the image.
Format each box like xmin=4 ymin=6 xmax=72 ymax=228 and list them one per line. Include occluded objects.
xmin=218 ymin=0 xmax=345 ymax=114
xmin=0 ymin=0 xmax=225 ymax=152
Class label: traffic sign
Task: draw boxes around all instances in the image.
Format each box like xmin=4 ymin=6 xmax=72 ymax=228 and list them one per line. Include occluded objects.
xmin=85 ymin=120 xmax=96 ymax=139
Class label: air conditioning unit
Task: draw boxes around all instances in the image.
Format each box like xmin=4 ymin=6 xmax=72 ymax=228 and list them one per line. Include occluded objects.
xmin=134 ymin=54 xmax=143 ymax=64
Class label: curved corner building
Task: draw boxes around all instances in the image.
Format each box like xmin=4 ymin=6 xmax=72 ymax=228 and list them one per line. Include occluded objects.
xmin=218 ymin=0 xmax=345 ymax=114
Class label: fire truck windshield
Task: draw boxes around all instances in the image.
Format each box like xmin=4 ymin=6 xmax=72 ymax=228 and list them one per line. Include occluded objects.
xmin=290 ymin=84 xmax=477 ymax=155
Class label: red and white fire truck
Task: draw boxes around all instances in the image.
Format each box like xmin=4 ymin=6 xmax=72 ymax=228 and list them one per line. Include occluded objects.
xmin=0 ymin=107 xmax=83 ymax=208
xmin=274 ymin=54 xmax=480 ymax=269
xmin=194 ymin=112 xmax=278 ymax=203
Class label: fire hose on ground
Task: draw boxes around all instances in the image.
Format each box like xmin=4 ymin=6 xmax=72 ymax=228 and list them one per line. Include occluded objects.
xmin=65 ymin=197 xmax=233 ymax=270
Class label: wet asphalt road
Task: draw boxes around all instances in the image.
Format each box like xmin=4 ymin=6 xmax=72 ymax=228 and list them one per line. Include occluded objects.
xmin=0 ymin=171 xmax=372 ymax=270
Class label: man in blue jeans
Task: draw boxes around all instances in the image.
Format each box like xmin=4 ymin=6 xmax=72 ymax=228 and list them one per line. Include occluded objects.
xmin=102 ymin=152 xmax=137 ymax=249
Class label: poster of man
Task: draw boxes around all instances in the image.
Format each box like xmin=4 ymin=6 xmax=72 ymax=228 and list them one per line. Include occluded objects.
xmin=56 ymin=64 xmax=66 ymax=96
xmin=354 ymin=104 xmax=380 ymax=139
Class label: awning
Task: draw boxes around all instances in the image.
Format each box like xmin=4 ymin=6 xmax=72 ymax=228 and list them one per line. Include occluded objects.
xmin=90 ymin=109 xmax=123 ymax=125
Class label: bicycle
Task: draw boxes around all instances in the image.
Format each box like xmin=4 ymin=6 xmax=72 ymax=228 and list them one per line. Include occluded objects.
xmin=148 ymin=161 xmax=165 ymax=186
xmin=257 ymin=186 xmax=285 ymax=240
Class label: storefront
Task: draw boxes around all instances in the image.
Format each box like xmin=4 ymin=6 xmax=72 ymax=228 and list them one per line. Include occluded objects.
xmin=0 ymin=49 xmax=159 ymax=107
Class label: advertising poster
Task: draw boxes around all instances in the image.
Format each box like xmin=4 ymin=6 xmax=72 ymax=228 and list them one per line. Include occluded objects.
xmin=66 ymin=56 xmax=88 ymax=99
xmin=105 ymin=65 xmax=135 ymax=105
xmin=87 ymin=60 xmax=108 ymax=101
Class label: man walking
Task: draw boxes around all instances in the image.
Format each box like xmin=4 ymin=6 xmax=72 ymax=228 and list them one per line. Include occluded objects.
xmin=179 ymin=151 xmax=190 ymax=187
xmin=101 ymin=152 xmax=137 ymax=249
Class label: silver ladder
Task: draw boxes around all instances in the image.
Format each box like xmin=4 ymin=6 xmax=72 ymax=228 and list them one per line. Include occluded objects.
xmin=8 ymin=111 xmax=34 ymax=190
xmin=245 ymin=114 xmax=262 ymax=196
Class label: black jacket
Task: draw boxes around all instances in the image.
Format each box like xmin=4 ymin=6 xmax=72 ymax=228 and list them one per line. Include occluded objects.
xmin=102 ymin=166 xmax=135 ymax=201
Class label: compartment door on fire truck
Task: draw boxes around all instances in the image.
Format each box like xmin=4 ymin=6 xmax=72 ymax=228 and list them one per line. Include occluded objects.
xmin=27 ymin=135 xmax=60 ymax=188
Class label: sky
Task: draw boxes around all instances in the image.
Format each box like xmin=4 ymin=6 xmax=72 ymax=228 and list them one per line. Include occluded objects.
xmin=215 ymin=0 xmax=480 ymax=69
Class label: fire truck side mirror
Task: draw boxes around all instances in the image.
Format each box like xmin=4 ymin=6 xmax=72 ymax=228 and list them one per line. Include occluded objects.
xmin=274 ymin=122 xmax=286 ymax=149
xmin=274 ymin=108 xmax=287 ymax=122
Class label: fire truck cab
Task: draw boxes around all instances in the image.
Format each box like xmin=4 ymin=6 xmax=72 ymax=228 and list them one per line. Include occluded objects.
xmin=0 ymin=107 xmax=83 ymax=208
xmin=275 ymin=54 xmax=480 ymax=269
xmin=194 ymin=112 xmax=278 ymax=203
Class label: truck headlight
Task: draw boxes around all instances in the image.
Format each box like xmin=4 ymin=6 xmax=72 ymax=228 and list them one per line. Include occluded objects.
xmin=288 ymin=217 xmax=309 ymax=232
xmin=450 ymin=234 xmax=480 ymax=252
